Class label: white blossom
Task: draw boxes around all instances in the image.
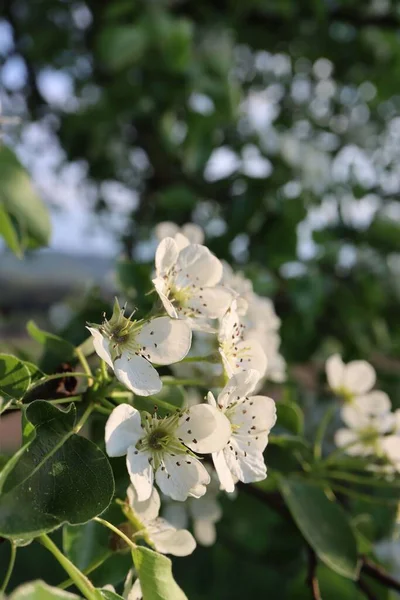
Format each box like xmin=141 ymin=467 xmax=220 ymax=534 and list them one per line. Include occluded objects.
xmin=105 ymin=402 xmax=231 ymax=501
xmin=162 ymin=466 xmax=222 ymax=546
xmin=153 ymin=238 xmax=233 ymax=324
xmin=326 ymin=354 xmax=377 ymax=401
xmin=87 ymin=299 xmax=192 ymax=396
xmin=126 ymin=485 xmax=196 ymax=556
xmin=208 ymin=370 xmax=277 ymax=492
xmin=155 ymin=221 xmax=204 ymax=249
xmin=218 ymin=301 xmax=267 ymax=378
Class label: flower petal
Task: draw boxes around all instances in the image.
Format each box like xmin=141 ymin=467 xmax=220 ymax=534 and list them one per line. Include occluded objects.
xmin=217 ymin=370 xmax=260 ymax=409
xmin=381 ymin=435 xmax=400 ymax=470
xmin=87 ymin=326 xmax=113 ymax=369
xmin=343 ymin=360 xmax=376 ymax=395
xmin=155 ymin=455 xmax=210 ymax=501
xmin=127 ymin=484 xmax=160 ymax=522
xmin=212 ymin=450 xmax=235 ymax=493
xmin=175 ymin=244 xmax=223 ymax=288
xmin=174 ymin=232 xmax=191 ymax=251
xmin=226 ymin=438 xmax=267 ymax=483
xmin=326 ymin=354 xmax=345 ymax=392
xmin=152 ymin=277 xmax=178 ymax=318
xmin=228 ymin=339 xmax=267 ymax=378
xmin=341 ymin=392 xmax=393 ymax=433
xmin=181 ymin=223 xmax=204 ymax=245
xmin=189 ymin=286 xmax=234 ymax=319
xmin=105 ymin=404 xmax=143 ymax=457
xmin=126 ymin=447 xmax=154 ymax=501
xmin=126 ymin=578 xmax=142 ymax=600
xmin=136 ymin=317 xmax=192 ymax=365
xmin=150 ymin=520 xmax=196 ymax=556
xmin=155 ymin=237 xmax=179 ymax=276
xmin=114 ymin=353 xmax=162 ymax=396
xmin=230 ymin=395 xmax=276 ymax=450
xmin=155 ymin=222 xmax=179 ymax=241
xmin=189 ymin=496 xmax=222 ymax=523
xmin=193 ymin=519 xmax=216 ymax=546
xmin=334 ymin=428 xmax=365 ymax=456
xmin=162 ymin=503 xmax=189 ymax=529
xmin=177 ymin=404 xmax=231 ymax=454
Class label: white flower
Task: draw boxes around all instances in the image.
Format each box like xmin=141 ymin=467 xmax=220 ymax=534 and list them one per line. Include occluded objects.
xmin=162 ymin=466 xmax=222 ymax=546
xmin=326 ymin=354 xmax=377 ymax=401
xmin=218 ymin=301 xmax=267 ymax=379
xmin=207 ymin=370 xmax=277 ymax=492
xmin=335 ymin=393 xmax=395 ymax=457
xmin=153 ymin=238 xmax=233 ymax=323
xmin=126 ymin=485 xmax=196 ymax=556
xmin=87 ymin=299 xmax=192 ymax=396
xmin=155 ymin=221 xmax=204 ymax=249
xmin=105 ymin=402 xmax=231 ymax=501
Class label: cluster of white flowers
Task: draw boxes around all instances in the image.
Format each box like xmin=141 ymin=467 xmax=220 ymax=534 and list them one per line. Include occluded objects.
xmin=326 ymin=354 xmax=400 ymax=471
xmin=88 ymin=222 xmax=278 ymax=561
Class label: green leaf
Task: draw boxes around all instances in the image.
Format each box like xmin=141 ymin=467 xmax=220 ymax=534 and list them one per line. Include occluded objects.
xmin=0 ymin=353 xmax=31 ymax=400
xmin=279 ymin=477 xmax=359 ymax=580
xmin=0 ymin=401 xmax=114 ymax=540
xmin=0 ymin=145 xmax=51 ymax=250
xmin=132 ymin=546 xmax=188 ymax=600
xmin=27 ymin=321 xmax=75 ymax=373
xmin=275 ymin=401 xmax=304 ymax=435
xmin=9 ymin=580 xmax=80 ymax=600
xmin=97 ymin=26 xmax=147 ymax=70
xmin=0 ymin=203 xmax=22 ymax=257
xmin=97 ymin=590 xmax=124 ymax=600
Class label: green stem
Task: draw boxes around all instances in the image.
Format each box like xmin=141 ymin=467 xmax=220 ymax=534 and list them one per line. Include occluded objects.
xmin=110 ymin=391 xmax=133 ymax=398
xmin=100 ymin=360 xmax=109 ymax=383
xmin=313 ymin=404 xmax=337 ymax=461
xmin=161 ymin=377 xmax=205 ymax=387
xmin=75 ymin=347 xmax=93 ymax=385
xmin=98 ymin=397 xmax=117 ymax=411
xmin=180 ymin=354 xmax=216 ymax=364
xmin=75 ymin=403 xmax=95 ymax=432
xmin=29 ymin=372 xmax=92 ymax=392
xmin=58 ymin=551 xmax=112 ymax=590
xmin=94 ymin=404 xmax=112 ymax=416
xmin=49 ymin=396 xmax=83 ymax=405
xmin=94 ymin=517 xmax=137 ymax=551
xmin=1 ymin=541 xmax=16 ymax=593
xmin=39 ymin=535 xmax=98 ymax=600
xmin=321 ymin=469 xmax=400 ymax=489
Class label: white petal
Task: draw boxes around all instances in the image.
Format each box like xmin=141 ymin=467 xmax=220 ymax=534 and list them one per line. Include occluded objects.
xmin=341 ymin=392 xmax=393 ymax=432
xmin=105 ymin=404 xmax=143 ymax=457
xmin=326 ymin=354 xmax=345 ymax=391
xmin=162 ymin=503 xmax=189 ymax=529
xmin=193 ymin=519 xmax=216 ymax=546
xmin=212 ymin=450 xmax=235 ymax=493
xmin=155 ymin=455 xmax=210 ymax=501
xmin=334 ymin=428 xmax=364 ymax=456
xmin=152 ymin=277 xmax=178 ymax=319
xmin=136 ymin=317 xmax=192 ymax=365
xmin=87 ymin=326 xmax=113 ymax=369
xmin=343 ymin=360 xmax=376 ymax=395
xmin=155 ymin=237 xmax=179 ymax=276
xmin=207 ymin=391 xmax=217 ymax=407
xmin=381 ymin=436 xmax=400 ymax=470
xmin=181 ymin=223 xmax=204 ymax=245
xmin=228 ymin=339 xmax=267 ymax=378
xmin=126 ymin=579 xmax=142 ymax=600
xmin=189 ymin=287 xmax=234 ymax=319
xmin=126 ymin=447 xmax=154 ymax=501
xmin=226 ymin=438 xmax=267 ymax=483
xmin=126 ymin=484 xmax=160 ymax=522
xmin=175 ymin=244 xmax=223 ymax=288
xmin=218 ymin=301 xmax=239 ymax=344
xmin=177 ymin=404 xmax=231 ymax=454
xmin=217 ymin=370 xmax=260 ymax=409
xmin=114 ymin=353 xmax=162 ymax=396
xmin=150 ymin=520 xmax=196 ymax=556
xmin=189 ymin=497 xmax=222 ymax=523
xmin=174 ymin=232 xmax=191 ymax=251
xmin=155 ymin=222 xmax=179 ymax=241
xmin=230 ymin=395 xmax=276 ymax=450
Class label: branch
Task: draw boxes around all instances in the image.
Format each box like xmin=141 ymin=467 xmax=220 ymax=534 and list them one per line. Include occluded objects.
xmin=357 ymin=578 xmax=378 ymax=600
xmin=237 ymin=482 xmax=291 ymax=520
xmin=361 ymin=557 xmax=400 ymax=594
xmin=306 ymin=547 xmax=322 ymax=600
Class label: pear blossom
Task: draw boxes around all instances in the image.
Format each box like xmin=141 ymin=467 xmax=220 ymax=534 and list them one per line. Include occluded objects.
xmin=155 ymin=221 xmax=204 ymax=250
xmin=162 ymin=466 xmax=222 ymax=546
xmin=218 ymin=301 xmax=267 ymax=378
xmin=152 ymin=238 xmax=233 ymax=324
xmin=326 ymin=354 xmax=377 ymax=402
xmin=87 ymin=299 xmax=192 ymax=396
xmin=335 ymin=394 xmax=396 ymax=457
xmin=126 ymin=485 xmax=196 ymax=556
xmin=208 ymin=370 xmax=277 ymax=492
xmin=105 ymin=402 xmax=231 ymax=501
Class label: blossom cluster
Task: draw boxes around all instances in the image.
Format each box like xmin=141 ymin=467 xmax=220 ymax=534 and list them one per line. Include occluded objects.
xmin=326 ymin=354 xmax=400 ymax=471
xmin=88 ymin=221 xmax=278 ymax=561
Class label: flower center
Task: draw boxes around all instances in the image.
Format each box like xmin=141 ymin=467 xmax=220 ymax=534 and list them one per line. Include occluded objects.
xmin=147 ymin=428 xmax=170 ymax=451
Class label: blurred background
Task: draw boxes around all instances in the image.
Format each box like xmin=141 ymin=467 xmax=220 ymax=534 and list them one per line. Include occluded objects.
xmin=1 ymin=0 xmax=400 ymax=597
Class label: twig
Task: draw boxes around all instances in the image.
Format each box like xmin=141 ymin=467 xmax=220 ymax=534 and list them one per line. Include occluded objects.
xmin=357 ymin=578 xmax=378 ymax=600
xmin=237 ymin=482 xmax=290 ymax=520
xmin=306 ymin=547 xmax=322 ymax=600
xmin=361 ymin=557 xmax=400 ymax=594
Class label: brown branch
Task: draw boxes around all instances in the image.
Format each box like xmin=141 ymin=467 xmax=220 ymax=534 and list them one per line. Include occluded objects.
xmin=361 ymin=557 xmax=400 ymax=594
xmin=357 ymin=578 xmax=378 ymax=600
xmin=306 ymin=547 xmax=322 ymax=600
xmin=237 ymin=482 xmax=291 ymax=520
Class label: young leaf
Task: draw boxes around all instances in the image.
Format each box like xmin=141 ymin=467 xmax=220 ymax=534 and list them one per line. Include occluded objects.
xmin=275 ymin=401 xmax=304 ymax=435
xmin=0 ymin=401 xmax=114 ymax=540
xmin=0 ymin=353 xmax=31 ymax=400
xmin=9 ymin=580 xmax=80 ymax=600
xmin=132 ymin=546 xmax=187 ymax=600
xmin=0 ymin=203 xmax=22 ymax=257
xmin=279 ymin=477 xmax=359 ymax=580
xmin=27 ymin=321 xmax=75 ymax=372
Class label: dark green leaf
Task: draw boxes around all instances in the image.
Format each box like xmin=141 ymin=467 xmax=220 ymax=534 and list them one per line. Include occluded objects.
xmin=27 ymin=321 xmax=75 ymax=373
xmin=132 ymin=546 xmax=187 ymax=600
xmin=0 ymin=353 xmax=31 ymax=400
xmin=0 ymin=401 xmax=114 ymax=540
xmin=275 ymin=401 xmax=304 ymax=435
xmin=279 ymin=477 xmax=359 ymax=580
